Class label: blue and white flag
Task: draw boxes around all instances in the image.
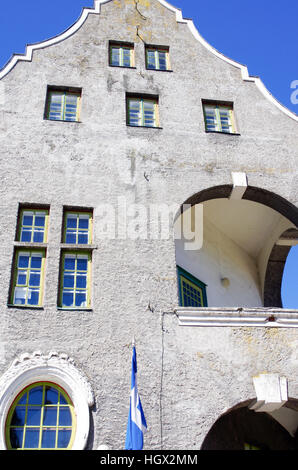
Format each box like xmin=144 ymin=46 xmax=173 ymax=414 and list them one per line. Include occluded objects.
xmin=125 ymin=345 xmax=147 ymax=450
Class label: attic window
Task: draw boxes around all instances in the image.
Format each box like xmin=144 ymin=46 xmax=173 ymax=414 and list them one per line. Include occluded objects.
xmin=109 ymin=42 xmax=135 ymax=68
xmin=202 ymin=100 xmax=237 ymax=134
xmin=45 ymin=87 xmax=81 ymax=122
xmin=145 ymin=45 xmax=171 ymax=71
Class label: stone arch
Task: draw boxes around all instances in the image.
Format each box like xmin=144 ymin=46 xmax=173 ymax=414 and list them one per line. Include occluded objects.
xmin=175 ymin=184 xmax=298 ymax=308
xmin=200 ymin=400 xmax=298 ymax=450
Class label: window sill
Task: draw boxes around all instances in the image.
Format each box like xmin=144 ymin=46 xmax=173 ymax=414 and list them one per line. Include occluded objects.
xmin=205 ymin=130 xmax=241 ymax=136
xmin=126 ymin=125 xmax=163 ymax=129
xmin=145 ymin=68 xmax=173 ymax=73
xmin=60 ymin=244 xmax=97 ymax=250
xmin=44 ymin=118 xmax=81 ymax=124
xmin=57 ymin=307 xmax=93 ymax=312
xmin=7 ymin=304 xmax=44 ymax=310
xmin=109 ymin=65 xmax=136 ymax=69
xmin=13 ymin=241 xmax=48 ymax=248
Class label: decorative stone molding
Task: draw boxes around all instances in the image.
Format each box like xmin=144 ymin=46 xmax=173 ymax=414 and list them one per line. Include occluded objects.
xmin=0 ymin=351 xmax=94 ymax=450
xmin=0 ymin=0 xmax=296 ymax=122
xmin=249 ymin=373 xmax=288 ymax=413
xmin=175 ymin=307 xmax=298 ymax=328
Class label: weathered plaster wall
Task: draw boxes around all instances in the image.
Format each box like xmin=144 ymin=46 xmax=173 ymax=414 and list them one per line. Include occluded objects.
xmin=0 ymin=0 xmax=297 ymax=449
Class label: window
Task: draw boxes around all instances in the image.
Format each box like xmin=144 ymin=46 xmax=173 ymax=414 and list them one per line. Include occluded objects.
xmin=127 ymin=95 xmax=159 ymax=128
xmin=45 ymin=87 xmax=81 ymax=122
xmin=145 ymin=46 xmax=170 ymax=71
xmin=59 ymin=252 xmax=91 ymax=309
xmin=17 ymin=208 xmax=49 ymax=243
xmin=177 ymin=266 xmax=207 ymax=307
xmin=5 ymin=382 xmax=76 ymax=450
xmin=11 ymin=250 xmax=46 ymax=307
xmin=63 ymin=211 xmax=93 ymax=245
xmin=203 ymin=101 xmax=237 ymax=134
xmin=109 ymin=42 xmax=134 ymax=68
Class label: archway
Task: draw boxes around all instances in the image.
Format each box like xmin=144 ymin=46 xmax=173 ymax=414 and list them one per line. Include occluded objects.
xmin=174 ymin=185 xmax=298 ymax=308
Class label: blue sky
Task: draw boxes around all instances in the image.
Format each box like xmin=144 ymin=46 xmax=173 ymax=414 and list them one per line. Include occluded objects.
xmin=0 ymin=0 xmax=297 ymax=306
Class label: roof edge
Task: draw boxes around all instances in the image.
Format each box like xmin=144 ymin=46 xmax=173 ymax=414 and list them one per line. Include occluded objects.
xmin=0 ymin=0 xmax=297 ymax=122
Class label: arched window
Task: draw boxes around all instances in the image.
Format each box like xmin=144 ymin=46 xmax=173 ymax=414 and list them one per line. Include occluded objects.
xmin=6 ymin=382 xmax=76 ymax=450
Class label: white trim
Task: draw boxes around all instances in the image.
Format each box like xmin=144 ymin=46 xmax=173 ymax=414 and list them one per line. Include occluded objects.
xmin=0 ymin=351 xmax=94 ymax=450
xmin=0 ymin=0 xmax=297 ymax=122
xmin=175 ymin=307 xmax=298 ymax=328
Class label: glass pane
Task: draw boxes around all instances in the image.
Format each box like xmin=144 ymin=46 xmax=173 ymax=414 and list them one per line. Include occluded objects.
xmin=14 ymin=287 xmax=26 ymax=305
xmin=27 ymin=288 xmax=40 ymax=306
xmin=17 ymin=271 xmax=27 ymax=285
xmin=77 ymin=231 xmax=88 ymax=244
xmin=29 ymin=272 xmax=41 ymax=287
xmin=65 ymin=231 xmax=77 ymax=244
xmin=75 ymin=292 xmax=87 ymax=307
xmin=57 ymin=430 xmax=71 ymax=449
xmin=158 ymin=51 xmax=167 ymax=70
xmin=18 ymin=255 xmax=29 ymax=268
xmin=77 ymin=257 xmax=88 ymax=271
xmin=27 ymin=406 xmax=42 ymax=426
xmin=11 ymin=406 xmax=26 ymax=426
xmin=59 ymin=407 xmax=72 ymax=426
xmin=76 ymin=274 xmax=87 ymax=289
xmin=78 ymin=215 xmax=89 ymax=229
xmin=147 ymin=50 xmax=156 ymax=69
xmin=111 ymin=47 xmax=120 ymax=66
xmin=64 ymin=257 xmax=76 ymax=270
xmin=24 ymin=428 xmax=40 ymax=448
xmin=21 ymin=229 xmax=32 ymax=242
xmin=66 ymin=215 xmax=77 ymax=229
xmin=62 ymin=291 xmax=74 ymax=307
xmin=33 ymin=229 xmax=44 ymax=243
xmin=63 ymin=274 xmax=75 ymax=288
xmin=43 ymin=407 xmax=58 ymax=426
xmin=45 ymin=386 xmax=59 ymax=405
xmin=23 ymin=214 xmax=33 ymax=226
xmin=10 ymin=428 xmax=24 ymax=449
xmin=31 ymin=255 xmax=42 ymax=269
xmin=41 ymin=429 xmax=56 ymax=449
xmin=28 ymin=386 xmax=43 ymax=405
xmin=122 ymin=48 xmax=131 ymax=67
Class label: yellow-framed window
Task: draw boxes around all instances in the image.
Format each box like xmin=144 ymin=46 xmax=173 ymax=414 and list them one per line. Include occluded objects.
xmin=109 ymin=43 xmax=134 ymax=67
xmin=146 ymin=47 xmax=170 ymax=70
xmin=11 ymin=250 xmax=46 ymax=307
xmin=59 ymin=251 xmax=91 ymax=309
xmin=5 ymin=382 xmax=76 ymax=450
xmin=63 ymin=211 xmax=93 ymax=245
xmin=46 ymin=89 xmax=81 ymax=122
xmin=127 ymin=96 xmax=159 ymax=127
xmin=203 ymin=103 xmax=236 ymax=133
xmin=18 ymin=208 xmax=49 ymax=243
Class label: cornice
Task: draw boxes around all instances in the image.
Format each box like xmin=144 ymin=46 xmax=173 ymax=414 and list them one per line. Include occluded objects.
xmin=0 ymin=0 xmax=297 ymax=123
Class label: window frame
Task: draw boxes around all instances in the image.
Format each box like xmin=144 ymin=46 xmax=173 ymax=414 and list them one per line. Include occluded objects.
xmin=62 ymin=210 xmax=93 ymax=245
xmin=10 ymin=249 xmax=46 ymax=308
xmin=5 ymin=381 xmax=76 ymax=450
xmin=145 ymin=45 xmax=171 ymax=71
xmin=126 ymin=94 xmax=160 ymax=128
xmin=109 ymin=41 xmax=135 ymax=68
xmin=45 ymin=86 xmax=82 ymax=123
xmin=58 ymin=250 xmax=92 ymax=310
xmin=177 ymin=266 xmax=207 ymax=307
xmin=17 ymin=207 xmax=49 ymax=244
xmin=202 ymin=100 xmax=238 ymax=134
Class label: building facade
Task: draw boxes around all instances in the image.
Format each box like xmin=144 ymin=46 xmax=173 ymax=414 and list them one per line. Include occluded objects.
xmin=0 ymin=0 xmax=297 ymax=450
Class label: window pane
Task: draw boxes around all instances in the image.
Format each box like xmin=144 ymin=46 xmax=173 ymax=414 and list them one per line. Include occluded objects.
xmin=57 ymin=430 xmax=71 ymax=448
xmin=18 ymin=254 xmax=29 ymax=268
xmin=59 ymin=407 xmax=72 ymax=426
xmin=41 ymin=429 xmax=56 ymax=449
xmin=122 ymin=48 xmax=131 ymax=67
xmin=27 ymin=406 xmax=42 ymax=426
xmin=10 ymin=428 xmax=23 ymax=449
xmin=75 ymin=292 xmax=87 ymax=307
xmin=21 ymin=229 xmax=32 ymax=242
xmin=78 ymin=215 xmax=89 ymax=229
xmin=14 ymin=287 xmax=26 ymax=305
xmin=64 ymin=256 xmax=76 ymax=270
xmin=43 ymin=407 xmax=58 ymax=426
xmin=63 ymin=273 xmax=75 ymax=288
xmin=28 ymin=386 xmax=43 ymax=405
xmin=24 ymin=428 xmax=40 ymax=448
xmin=45 ymin=386 xmax=59 ymax=405
xmin=31 ymin=254 xmax=42 ymax=269
xmin=78 ymin=232 xmax=88 ymax=244
xmin=62 ymin=291 xmax=74 ymax=306
xmin=77 ymin=257 xmax=88 ymax=271
xmin=158 ymin=51 xmax=167 ymax=70
xmin=11 ymin=406 xmax=26 ymax=426
xmin=147 ymin=50 xmax=156 ymax=69
xmin=111 ymin=47 xmax=120 ymax=66
xmin=27 ymin=288 xmax=40 ymax=306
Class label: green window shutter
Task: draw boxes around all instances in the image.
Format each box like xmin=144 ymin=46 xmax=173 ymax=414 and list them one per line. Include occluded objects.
xmin=177 ymin=266 xmax=207 ymax=307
